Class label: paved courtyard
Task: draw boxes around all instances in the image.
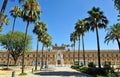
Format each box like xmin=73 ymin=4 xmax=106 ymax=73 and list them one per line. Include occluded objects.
xmin=0 ymin=66 xmax=92 ymax=77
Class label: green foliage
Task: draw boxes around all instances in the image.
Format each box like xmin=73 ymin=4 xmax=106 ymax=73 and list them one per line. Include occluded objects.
xmin=71 ymin=65 xmax=79 ymax=69
xmin=105 ymin=23 xmax=120 ymax=44
xmin=10 ymin=6 xmax=22 ymax=18
xmin=79 ymin=61 xmax=117 ymax=77
xmin=22 ymin=0 xmax=40 ymax=22
xmin=0 ymin=31 xmax=32 ymax=50
xmin=71 ymin=61 xmax=79 ymax=69
xmin=80 ymin=67 xmax=106 ymax=77
xmin=0 ymin=13 xmax=10 ymax=32
xmin=113 ymin=0 xmax=120 ymax=12
xmin=2 ymin=14 xmax=10 ymax=26
xmin=105 ymin=23 xmax=120 ymax=52
xmin=79 ymin=66 xmax=88 ymax=72
xmin=0 ymin=31 xmax=32 ymax=65
xmin=19 ymin=72 xmax=27 ymax=76
xmin=74 ymin=61 xmax=78 ymax=65
xmin=88 ymin=62 xmax=96 ymax=68
xmin=103 ymin=61 xmax=115 ymax=75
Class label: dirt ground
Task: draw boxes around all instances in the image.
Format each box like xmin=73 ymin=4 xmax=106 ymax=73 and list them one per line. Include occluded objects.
xmin=0 ymin=66 xmax=34 ymax=75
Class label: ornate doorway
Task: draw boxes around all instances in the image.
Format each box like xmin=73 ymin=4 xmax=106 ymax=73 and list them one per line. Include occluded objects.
xmin=55 ymin=50 xmax=64 ymax=66
xmin=57 ymin=60 xmax=61 ymax=64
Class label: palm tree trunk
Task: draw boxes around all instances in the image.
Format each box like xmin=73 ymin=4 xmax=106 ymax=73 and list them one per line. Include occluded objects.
xmin=116 ymin=38 xmax=120 ymax=53
xmin=82 ymin=35 xmax=86 ymax=65
xmin=22 ymin=21 xmax=29 ymax=73
xmin=7 ymin=18 xmax=16 ymax=68
xmin=45 ymin=47 xmax=48 ymax=68
xmin=73 ymin=41 xmax=75 ymax=64
xmin=78 ymin=35 xmax=80 ymax=66
xmin=116 ymin=38 xmax=120 ymax=66
xmin=0 ymin=0 xmax=8 ymax=26
xmin=35 ymin=38 xmax=39 ymax=70
xmin=95 ymin=26 xmax=101 ymax=68
xmin=40 ymin=44 xmax=44 ymax=70
xmin=11 ymin=18 xmax=16 ymax=34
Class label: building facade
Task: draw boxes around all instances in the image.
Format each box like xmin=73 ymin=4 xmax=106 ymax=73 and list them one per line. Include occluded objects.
xmin=0 ymin=47 xmax=120 ymax=66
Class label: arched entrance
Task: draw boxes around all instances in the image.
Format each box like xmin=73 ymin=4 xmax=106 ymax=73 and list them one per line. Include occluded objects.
xmin=55 ymin=50 xmax=64 ymax=66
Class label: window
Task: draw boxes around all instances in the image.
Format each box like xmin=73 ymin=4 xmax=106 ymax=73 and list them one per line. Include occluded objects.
xmin=87 ymin=54 xmax=89 ymax=57
xmin=33 ymin=54 xmax=35 ymax=57
xmin=27 ymin=55 xmax=29 ymax=57
xmin=116 ymin=54 xmax=118 ymax=57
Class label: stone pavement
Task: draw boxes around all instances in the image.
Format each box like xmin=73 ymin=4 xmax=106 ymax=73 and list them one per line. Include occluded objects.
xmin=0 ymin=66 xmax=92 ymax=77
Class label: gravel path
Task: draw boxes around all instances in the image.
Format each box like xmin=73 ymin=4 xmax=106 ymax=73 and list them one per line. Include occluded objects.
xmin=0 ymin=66 xmax=92 ymax=77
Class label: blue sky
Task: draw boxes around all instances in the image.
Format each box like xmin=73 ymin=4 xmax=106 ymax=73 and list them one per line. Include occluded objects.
xmin=0 ymin=0 xmax=119 ymax=50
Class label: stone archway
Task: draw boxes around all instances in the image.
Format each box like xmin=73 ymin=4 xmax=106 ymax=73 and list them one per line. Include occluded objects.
xmin=55 ymin=50 xmax=64 ymax=66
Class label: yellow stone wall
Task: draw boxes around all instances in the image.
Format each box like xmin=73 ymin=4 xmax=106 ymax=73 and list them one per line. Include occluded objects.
xmin=0 ymin=50 xmax=119 ymax=66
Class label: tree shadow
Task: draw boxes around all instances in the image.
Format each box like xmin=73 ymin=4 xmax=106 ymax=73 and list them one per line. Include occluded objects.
xmin=34 ymin=71 xmax=92 ymax=77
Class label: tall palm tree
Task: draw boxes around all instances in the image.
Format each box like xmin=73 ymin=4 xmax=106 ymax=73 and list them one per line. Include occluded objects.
xmin=10 ymin=6 xmax=22 ymax=34
xmin=105 ymin=23 xmax=120 ymax=52
xmin=7 ymin=6 xmax=22 ymax=68
xmin=42 ymin=33 xmax=52 ymax=68
xmin=85 ymin=7 xmax=108 ymax=68
xmin=0 ymin=0 xmax=24 ymax=28
xmin=21 ymin=0 xmax=40 ymax=73
xmin=38 ymin=32 xmax=51 ymax=69
xmin=6 ymin=6 xmax=22 ymax=68
xmin=70 ymin=31 xmax=78 ymax=64
xmin=75 ymin=20 xmax=82 ymax=66
xmin=33 ymin=21 xmax=47 ymax=70
xmin=76 ymin=19 xmax=88 ymax=66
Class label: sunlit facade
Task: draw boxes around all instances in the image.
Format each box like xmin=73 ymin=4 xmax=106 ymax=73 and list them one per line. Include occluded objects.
xmin=0 ymin=47 xmax=119 ymax=66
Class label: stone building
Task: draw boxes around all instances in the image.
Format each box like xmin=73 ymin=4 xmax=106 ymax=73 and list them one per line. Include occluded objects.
xmin=0 ymin=47 xmax=120 ymax=66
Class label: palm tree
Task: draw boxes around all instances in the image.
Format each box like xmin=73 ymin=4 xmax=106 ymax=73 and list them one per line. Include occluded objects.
xmin=33 ymin=21 xmax=47 ymax=70
xmin=85 ymin=7 xmax=108 ymax=68
xmin=75 ymin=19 xmax=88 ymax=66
xmin=75 ymin=20 xmax=82 ymax=66
xmin=42 ymin=33 xmax=52 ymax=68
xmin=21 ymin=0 xmax=40 ymax=73
xmin=0 ymin=13 xmax=9 ymax=31
xmin=0 ymin=0 xmax=8 ymax=27
xmin=1 ymin=13 xmax=9 ymax=68
xmin=6 ymin=6 xmax=22 ymax=68
xmin=113 ymin=0 xmax=120 ymax=12
xmin=38 ymin=32 xmax=52 ymax=69
xmin=70 ymin=31 xmax=78 ymax=64
xmin=10 ymin=6 xmax=22 ymax=34
xmin=0 ymin=0 xmax=24 ymax=28
xmin=105 ymin=23 xmax=120 ymax=52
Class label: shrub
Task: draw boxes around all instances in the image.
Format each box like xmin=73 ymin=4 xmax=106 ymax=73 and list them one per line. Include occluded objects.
xmin=79 ymin=65 xmax=106 ymax=77
xmin=83 ymin=67 xmax=97 ymax=76
xmin=74 ymin=61 xmax=79 ymax=66
xmin=71 ymin=65 xmax=79 ymax=69
xmin=88 ymin=62 xmax=96 ymax=68
xmin=79 ymin=66 xmax=88 ymax=72
xmin=103 ymin=61 xmax=114 ymax=75
xmin=96 ymin=68 xmax=107 ymax=76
